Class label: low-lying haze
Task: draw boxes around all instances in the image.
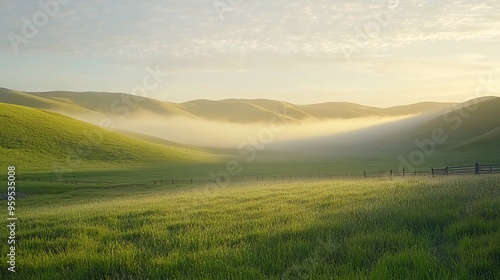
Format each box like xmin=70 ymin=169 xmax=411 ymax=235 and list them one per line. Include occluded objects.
xmin=100 ymin=114 xmax=413 ymax=148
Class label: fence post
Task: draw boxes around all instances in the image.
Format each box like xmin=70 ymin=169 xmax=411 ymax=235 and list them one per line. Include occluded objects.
xmin=431 ymin=167 xmax=434 ymax=177
xmin=475 ymin=162 xmax=480 ymax=175
xmin=364 ymin=171 xmax=367 ymax=178
xmin=445 ymin=166 xmax=448 ymax=175
xmin=390 ymin=170 xmax=393 ymax=179
xmin=402 ymin=168 xmax=405 ymax=177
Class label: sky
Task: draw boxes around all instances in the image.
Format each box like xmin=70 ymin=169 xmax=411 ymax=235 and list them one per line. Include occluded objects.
xmin=0 ymin=0 xmax=499 ymax=107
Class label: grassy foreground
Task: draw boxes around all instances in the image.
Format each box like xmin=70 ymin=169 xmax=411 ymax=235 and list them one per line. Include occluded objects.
xmin=2 ymin=175 xmax=500 ymax=279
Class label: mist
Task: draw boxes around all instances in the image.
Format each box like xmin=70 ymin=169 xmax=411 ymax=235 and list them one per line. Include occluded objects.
xmin=92 ymin=113 xmax=414 ymax=149
xmin=268 ymin=110 xmax=447 ymax=159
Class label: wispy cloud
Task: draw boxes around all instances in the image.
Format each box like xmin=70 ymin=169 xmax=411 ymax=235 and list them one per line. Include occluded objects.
xmin=2 ymin=0 xmax=498 ymax=68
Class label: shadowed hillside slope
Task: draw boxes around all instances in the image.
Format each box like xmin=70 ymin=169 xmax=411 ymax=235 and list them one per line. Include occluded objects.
xmin=267 ymin=97 xmax=500 ymax=163
xmin=398 ymin=97 xmax=500 ymax=150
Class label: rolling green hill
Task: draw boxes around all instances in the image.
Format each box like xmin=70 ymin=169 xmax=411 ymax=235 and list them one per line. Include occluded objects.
xmin=0 ymin=87 xmax=456 ymax=124
xmin=383 ymin=102 xmax=458 ymax=116
xmin=2 ymin=87 xmax=496 ymax=168
xmin=0 ymin=87 xmax=195 ymax=120
xmin=399 ymin=97 xmax=500 ymax=150
xmin=178 ymin=99 xmax=303 ymax=123
xmin=0 ymin=88 xmax=101 ymax=116
xmin=0 ymin=103 xmax=214 ymax=171
xmin=27 ymin=90 xmax=196 ymax=118
xmin=398 ymin=97 xmax=500 ymax=164
xmin=169 ymin=99 xmax=454 ymax=123
xmin=268 ymin=97 xmax=500 ymax=166
xmin=297 ymin=101 xmax=454 ymax=119
xmin=379 ymin=96 xmax=500 ymax=165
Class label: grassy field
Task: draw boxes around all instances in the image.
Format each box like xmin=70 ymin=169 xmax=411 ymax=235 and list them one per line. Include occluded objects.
xmin=2 ymin=175 xmax=499 ymax=279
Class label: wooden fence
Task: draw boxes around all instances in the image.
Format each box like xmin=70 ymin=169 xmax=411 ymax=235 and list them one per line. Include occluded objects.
xmin=1 ymin=162 xmax=498 ymax=186
xmin=431 ymin=162 xmax=500 ymax=176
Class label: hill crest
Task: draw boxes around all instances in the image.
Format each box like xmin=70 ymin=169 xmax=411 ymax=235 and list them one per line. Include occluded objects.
xmin=0 ymin=87 xmax=459 ymax=124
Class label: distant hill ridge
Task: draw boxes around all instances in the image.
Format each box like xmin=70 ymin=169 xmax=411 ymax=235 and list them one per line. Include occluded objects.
xmin=0 ymin=87 xmax=457 ymax=123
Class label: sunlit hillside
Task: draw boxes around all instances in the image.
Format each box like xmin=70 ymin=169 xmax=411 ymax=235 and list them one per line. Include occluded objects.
xmin=0 ymin=103 xmax=214 ymax=171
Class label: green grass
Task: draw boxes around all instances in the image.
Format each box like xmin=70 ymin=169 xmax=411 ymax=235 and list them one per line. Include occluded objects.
xmin=0 ymin=103 xmax=215 ymax=171
xmin=2 ymin=175 xmax=499 ymax=279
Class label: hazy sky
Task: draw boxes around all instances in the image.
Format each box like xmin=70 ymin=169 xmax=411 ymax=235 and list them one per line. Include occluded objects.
xmin=1 ymin=0 xmax=499 ymax=106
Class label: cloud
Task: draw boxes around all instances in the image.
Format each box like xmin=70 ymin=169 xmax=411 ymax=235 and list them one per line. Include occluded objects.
xmin=1 ymin=0 xmax=498 ymax=71
xmin=348 ymin=57 xmax=494 ymax=79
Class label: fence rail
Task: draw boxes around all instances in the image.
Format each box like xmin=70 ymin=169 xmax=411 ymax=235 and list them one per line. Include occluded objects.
xmin=1 ymin=162 xmax=498 ymax=186
xmin=431 ymin=163 xmax=500 ymax=176
xmin=363 ymin=170 xmax=430 ymax=178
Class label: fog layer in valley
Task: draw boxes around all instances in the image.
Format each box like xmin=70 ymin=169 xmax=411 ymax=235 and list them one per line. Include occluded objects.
xmin=73 ymin=112 xmax=414 ymax=149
